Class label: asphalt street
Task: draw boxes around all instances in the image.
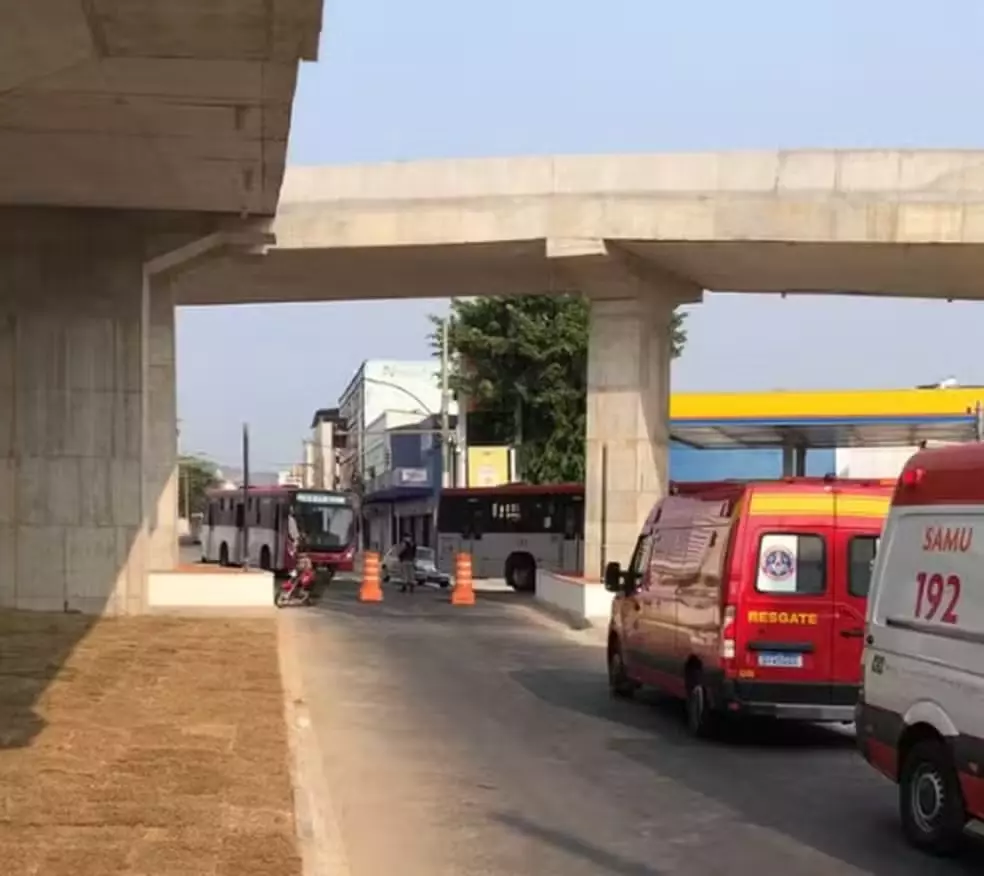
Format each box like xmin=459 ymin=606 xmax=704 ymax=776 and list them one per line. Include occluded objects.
xmin=284 ymin=580 xmax=984 ymax=876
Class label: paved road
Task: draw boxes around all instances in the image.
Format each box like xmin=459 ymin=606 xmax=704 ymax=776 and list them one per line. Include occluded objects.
xmin=290 ymin=582 xmax=981 ymax=875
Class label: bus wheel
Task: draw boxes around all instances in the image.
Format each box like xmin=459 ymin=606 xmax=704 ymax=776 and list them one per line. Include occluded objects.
xmin=505 ymin=552 xmax=536 ymax=592
xmin=260 ymin=546 xmax=271 ymax=571
xmin=219 ymin=543 xmax=230 ymax=567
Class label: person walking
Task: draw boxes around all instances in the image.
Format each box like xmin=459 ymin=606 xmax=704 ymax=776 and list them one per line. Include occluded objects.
xmin=398 ymin=534 xmax=417 ymax=593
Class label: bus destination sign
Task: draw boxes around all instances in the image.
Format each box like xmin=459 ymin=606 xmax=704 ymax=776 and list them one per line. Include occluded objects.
xmin=295 ymin=492 xmax=348 ymax=506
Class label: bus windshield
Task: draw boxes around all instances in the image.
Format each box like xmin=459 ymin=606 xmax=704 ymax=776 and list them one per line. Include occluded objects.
xmin=292 ymin=502 xmax=356 ymax=550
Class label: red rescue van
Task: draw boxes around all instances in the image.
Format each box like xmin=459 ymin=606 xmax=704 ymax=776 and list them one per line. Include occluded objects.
xmin=604 ymin=477 xmax=892 ymax=736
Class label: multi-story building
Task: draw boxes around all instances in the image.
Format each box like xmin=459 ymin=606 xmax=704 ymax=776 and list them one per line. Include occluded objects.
xmin=361 ymin=413 xmax=458 ymax=553
xmin=337 ymin=360 xmax=458 ymax=490
xmin=307 ymin=408 xmax=346 ymax=489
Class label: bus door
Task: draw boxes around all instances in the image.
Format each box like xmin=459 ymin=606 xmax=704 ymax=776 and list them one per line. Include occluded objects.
xmin=462 ymin=498 xmax=486 ymax=575
xmin=204 ymin=501 xmax=216 ymax=560
xmin=560 ymin=495 xmax=584 ymax=574
xmin=273 ymin=501 xmax=285 ymax=569
xmin=234 ymin=501 xmax=246 ymax=564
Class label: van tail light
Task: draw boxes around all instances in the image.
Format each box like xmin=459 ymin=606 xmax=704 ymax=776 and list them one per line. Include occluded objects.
xmin=721 ymin=605 xmax=737 ymax=663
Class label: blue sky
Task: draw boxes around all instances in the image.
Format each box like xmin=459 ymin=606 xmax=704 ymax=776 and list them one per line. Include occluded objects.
xmin=177 ymin=0 xmax=984 ymax=469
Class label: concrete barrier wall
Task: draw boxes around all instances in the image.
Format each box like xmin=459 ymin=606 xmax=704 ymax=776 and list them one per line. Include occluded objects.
xmin=535 ymin=569 xmax=613 ymax=627
xmin=147 ymin=570 xmax=275 ymax=609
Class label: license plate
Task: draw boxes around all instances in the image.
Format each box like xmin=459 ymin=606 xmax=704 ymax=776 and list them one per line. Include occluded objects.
xmin=757 ymin=652 xmax=803 ymax=668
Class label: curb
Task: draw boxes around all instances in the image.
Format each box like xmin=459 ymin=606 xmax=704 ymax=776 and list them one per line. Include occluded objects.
xmin=278 ymin=613 xmax=351 ymax=876
xmin=530 ymin=596 xmax=599 ymax=631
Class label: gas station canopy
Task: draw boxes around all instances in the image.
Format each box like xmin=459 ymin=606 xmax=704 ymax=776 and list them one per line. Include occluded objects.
xmin=669 ymin=388 xmax=984 ymax=450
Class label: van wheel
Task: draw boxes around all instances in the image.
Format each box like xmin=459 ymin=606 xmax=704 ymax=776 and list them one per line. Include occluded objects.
xmin=899 ymin=739 xmax=967 ymax=856
xmin=685 ymin=669 xmax=719 ymax=739
xmin=219 ymin=543 xmax=230 ymax=567
xmin=607 ymin=637 xmax=638 ymax=699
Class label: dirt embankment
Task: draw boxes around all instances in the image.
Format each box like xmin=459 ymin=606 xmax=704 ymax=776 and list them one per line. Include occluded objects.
xmin=0 ymin=611 xmax=300 ymax=875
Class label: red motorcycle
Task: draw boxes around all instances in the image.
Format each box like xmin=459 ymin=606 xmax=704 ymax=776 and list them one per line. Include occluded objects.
xmin=275 ymin=554 xmax=316 ymax=607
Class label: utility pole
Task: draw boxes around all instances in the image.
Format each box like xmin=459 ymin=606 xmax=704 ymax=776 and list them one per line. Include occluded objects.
xmin=440 ymin=315 xmax=451 ymax=488
xmin=241 ymin=422 xmax=250 ymax=570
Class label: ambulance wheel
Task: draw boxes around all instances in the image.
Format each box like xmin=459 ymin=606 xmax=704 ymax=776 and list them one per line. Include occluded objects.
xmin=899 ymin=739 xmax=967 ymax=856
xmin=685 ymin=668 xmax=719 ymax=739
xmin=607 ymin=637 xmax=638 ymax=699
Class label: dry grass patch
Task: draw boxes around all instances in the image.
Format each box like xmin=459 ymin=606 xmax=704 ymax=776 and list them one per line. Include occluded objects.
xmin=0 ymin=611 xmax=300 ymax=875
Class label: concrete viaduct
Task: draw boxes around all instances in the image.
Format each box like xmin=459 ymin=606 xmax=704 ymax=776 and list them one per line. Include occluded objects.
xmin=175 ymin=151 xmax=984 ymax=580
xmin=3 ymin=7 xmax=983 ymax=610
xmin=0 ymin=1 xmax=322 ymax=613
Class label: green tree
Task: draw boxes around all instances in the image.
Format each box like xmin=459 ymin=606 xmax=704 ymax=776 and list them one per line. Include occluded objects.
xmin=178 ymin=454 xmax=220 ymax=516
xmin=433 ymin=295 xmax=688 ymax=484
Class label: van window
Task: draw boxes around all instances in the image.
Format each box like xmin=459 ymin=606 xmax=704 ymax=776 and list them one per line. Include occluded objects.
xmin=756 ymin=533 xmax=826 ymax=595
xmin=626 ymin=533 xmax=655 ymax=589
xmin=848 ymin=536 xmax=879 ymax=598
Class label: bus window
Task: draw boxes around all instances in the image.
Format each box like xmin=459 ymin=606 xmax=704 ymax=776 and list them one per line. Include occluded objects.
xmin=235 ymin=502 xmax=244 ymax=529
xmin=464 ymin=499 xmax=486 ymax=539
xmin=492 ymin=501 xmax=520 ymax=532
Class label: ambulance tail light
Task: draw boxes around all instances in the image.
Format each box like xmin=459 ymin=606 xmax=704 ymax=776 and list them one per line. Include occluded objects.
xmin=899 ymin=467 xmax=925 ymax=489
xmin=721 ymin=605 xmax=737 ymax=662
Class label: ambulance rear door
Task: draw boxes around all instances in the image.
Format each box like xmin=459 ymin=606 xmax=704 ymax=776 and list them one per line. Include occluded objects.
xmin=739 ymin=524 xmax=834 ymax=703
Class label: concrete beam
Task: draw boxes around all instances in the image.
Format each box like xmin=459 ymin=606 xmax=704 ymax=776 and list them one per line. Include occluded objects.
xmin=0 ymin=1 xmax=323 ymax=213
xmin=546 ymin=237 xmax=704 ymax=305
xmin=165 ymin=150 xmax=984 ymax=306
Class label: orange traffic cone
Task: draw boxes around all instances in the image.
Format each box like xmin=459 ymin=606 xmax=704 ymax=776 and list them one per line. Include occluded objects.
xmin=359 ymin=551 xmax=383 ymax=603
xmin=450 ymin=552 xmax=476 ymax=606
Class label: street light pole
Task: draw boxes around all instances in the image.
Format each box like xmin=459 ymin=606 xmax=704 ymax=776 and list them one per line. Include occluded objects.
xmin=440 ymin=316 xmax=451 ymax=488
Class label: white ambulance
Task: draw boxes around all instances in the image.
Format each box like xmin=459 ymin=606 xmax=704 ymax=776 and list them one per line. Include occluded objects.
xmin=858 ymin=443 xmax=984 ymax=855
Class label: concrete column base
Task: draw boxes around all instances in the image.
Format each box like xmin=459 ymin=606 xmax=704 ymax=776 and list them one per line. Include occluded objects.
xmin=0 ymin=212 xmax=179 ymax=615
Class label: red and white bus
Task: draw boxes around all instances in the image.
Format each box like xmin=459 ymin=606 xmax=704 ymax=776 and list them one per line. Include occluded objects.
xmin=436 ymin=483 xmax=584 ymax=591
xmin=201 ymin=486 xmax=357 ymax=576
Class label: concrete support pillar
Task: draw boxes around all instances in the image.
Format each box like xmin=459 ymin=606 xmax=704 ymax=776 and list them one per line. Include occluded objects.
xmin=584 ymin=295 xmax=674 ymax=578
xmin=547 ymin=238 xmax=703 ymax=579
xmin=0 ymin=212 xmax=178 ymax=614
xmin=145 ymin=277 xmax=179 ymax=574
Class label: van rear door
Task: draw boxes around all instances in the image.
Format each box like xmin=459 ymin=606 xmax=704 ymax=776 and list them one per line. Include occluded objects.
xmin=739 ymin=528 xmax=833 ymax=703
xmin=830 ymin=525 xmax=878 ymax=696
